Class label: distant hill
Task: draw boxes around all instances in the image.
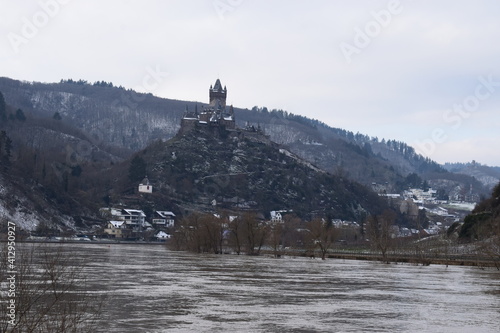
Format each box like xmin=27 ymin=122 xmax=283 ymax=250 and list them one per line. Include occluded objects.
xmin=0 ymin=76 xmax=491 ymax=214
xmin=444 ymin=161 xmax=500 ymax=191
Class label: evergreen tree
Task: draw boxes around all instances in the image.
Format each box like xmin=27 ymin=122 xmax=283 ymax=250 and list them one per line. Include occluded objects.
xmin=128 ymin=155 xmax=147 ymax=182
xmin=53 ymin=112 xmax=62 ymax=120
xmin=15 ymin=108 xmax=26 ymax=122
xmin=0 ymin=131 xmax=12 ymax=171
xmin=0 ymin=91 xmax=6 ymax=122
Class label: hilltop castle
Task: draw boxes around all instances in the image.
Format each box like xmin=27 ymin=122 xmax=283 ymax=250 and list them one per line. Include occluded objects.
xmin=180 ymin=79 xmax=236 ymax=134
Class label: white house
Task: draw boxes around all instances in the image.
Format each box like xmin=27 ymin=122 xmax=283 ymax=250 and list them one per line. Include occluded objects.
xmin=270 ymin=211 xmax=283 ymax=224
xmin=404 ymin=188 xmax=437 ymax=204
xmin=138 ymin=176 xmax=153 ymax=193
xmin=104 ymin=220 xmax=126 ymax=238
xmin=101 ymin=208 xmax=147 ymax=227
xmin=155 ymin=231 xmax=171 ymax=240
xmin=120 ymin=209 xmax=147 ymax=226
xmin=152 ymin=211 xmax=176 ymax=228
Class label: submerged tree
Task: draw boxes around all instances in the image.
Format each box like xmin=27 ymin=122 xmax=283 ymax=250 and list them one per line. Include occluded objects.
xmin=240 ymin=212 xmax=268 ymax=255
xmin=366 ymin=209 xmax=396 ymax=263
xmin=199 ymin=213 xmax=225 ymax=254
xmin=228 ymin=215 xmax=244 ymax=255
xmin=305 ymin=218 xmax=338 ymax=260
xmin=268 ymin=221 xmax=284 ymax=258
xmin=169 ymin=213 xmax=225 ymax=254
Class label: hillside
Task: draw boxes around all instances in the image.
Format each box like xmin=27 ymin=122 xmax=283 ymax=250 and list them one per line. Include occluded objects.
xmin=103 ymin=127 xmax=387 ymax=220
xmin=0 ymin=171 xmax=91 ymax=232
xmin=459 ymin=181 xmax=500 ymax=241
xmin=0 ymin=76 xmax=489 ymax=199
xmin=444 ymin=161 xmax=500 ymax=191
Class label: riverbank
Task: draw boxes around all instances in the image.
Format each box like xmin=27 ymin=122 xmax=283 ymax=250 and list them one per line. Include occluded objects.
xmin=3 ymin=239 xmax=166 ymax=245
xmin=261 ymin=249 xmax=500 ymax=268
xmin=6 ymin=240 xmax=499 ymax=268
xmin=324 ymin=252 xmax=499 ymax=268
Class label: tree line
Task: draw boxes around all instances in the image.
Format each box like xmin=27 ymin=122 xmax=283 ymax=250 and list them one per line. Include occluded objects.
xmin=170 ymin=211 xmax=352 ymax=260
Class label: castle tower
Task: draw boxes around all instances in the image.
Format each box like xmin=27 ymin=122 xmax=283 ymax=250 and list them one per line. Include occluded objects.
xmin=209 ymin=79 xmax=227 ymax=109
xmin=179 ymin=79 xmax=235 ymax=134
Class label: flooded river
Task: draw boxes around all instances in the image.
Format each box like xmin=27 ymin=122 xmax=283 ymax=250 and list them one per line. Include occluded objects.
xmin=66 ymin=243 xmax=499 ymax=332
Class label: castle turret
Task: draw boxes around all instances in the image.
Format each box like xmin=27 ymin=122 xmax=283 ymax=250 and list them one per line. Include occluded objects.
xmin=209 ymin=78 xmax=227 ymax=109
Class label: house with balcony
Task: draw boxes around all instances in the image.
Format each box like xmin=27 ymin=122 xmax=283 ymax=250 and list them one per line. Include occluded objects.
xmin=152 ymin=211 xmax=176 ymax=228
xmin=100 ymin=207 xmax=147 ymax=228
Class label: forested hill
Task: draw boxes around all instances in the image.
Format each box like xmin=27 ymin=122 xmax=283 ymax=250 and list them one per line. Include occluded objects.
xmin=459 ymin=182 xmax=500 ymax=240
xmin=103 ymin=127 xmax=388 ymax=220
xmin=444 ymin=161 xmax=500 ymax=190
xmin=0 ymin=76 xmax=489 ymax=197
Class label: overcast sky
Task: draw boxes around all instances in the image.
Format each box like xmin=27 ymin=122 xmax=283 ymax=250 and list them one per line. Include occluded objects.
xmin=1 ymin=0 xmax=500 ymax=166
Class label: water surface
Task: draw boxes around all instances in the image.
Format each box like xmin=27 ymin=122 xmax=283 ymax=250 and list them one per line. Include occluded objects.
xmin=66 ymin=243 xmax=499 ymax=332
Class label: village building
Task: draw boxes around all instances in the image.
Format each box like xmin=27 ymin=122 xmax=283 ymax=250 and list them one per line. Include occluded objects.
xmin=100 ymin=207 xmax=147 ymax=228
xmin=155 ymin=231 xmax=171 ymax=240
xmin=270 ymin=211 xmax=283 ymax=224
xmin=403 ymin=188 xmax=438 ymax=205
xmin=152 ymin=211 xmax=176 ymax=228
xmin=104 ymin=220 xmax=126 ymax=238
xmin=138 ymin=176 xmax=153 ymax=193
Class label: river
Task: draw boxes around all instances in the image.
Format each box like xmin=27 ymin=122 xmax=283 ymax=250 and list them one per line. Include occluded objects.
xmin=62 ymin=243 xmax=499 ymax=332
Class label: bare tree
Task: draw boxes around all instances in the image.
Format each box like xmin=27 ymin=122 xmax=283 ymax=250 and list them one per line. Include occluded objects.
xmin=0 ymin=244 xmax=104 ymax=333
xmin=228 ymin=216 xmax=243 ymax=255
xmin=199 ymin=214 xmax=225 ymax=254
xmin=366 ymin=209 xmax=396 ymax=263
xmin=282 ymin=214 xmax=302 ymax=249
xmin=169 ymin=213 xmax=227 ymax=254
xmin=268 ymin=222 xmax=284 ymax=258
xmin=170 ymin=213 xmax=203 ymax=253
xmin=305 ymin=218 xmax=338 ymax=260
xmin=241 ymin=212 xmax=268 ymax=255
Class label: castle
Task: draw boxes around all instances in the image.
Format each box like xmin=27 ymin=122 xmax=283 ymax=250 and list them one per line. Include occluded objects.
xmin=180 ymin=79 xmax=236 ymax=134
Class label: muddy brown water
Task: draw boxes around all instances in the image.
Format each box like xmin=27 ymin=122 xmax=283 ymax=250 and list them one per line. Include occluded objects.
xmin=48 ymin=243 xmax=500 ymax=332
